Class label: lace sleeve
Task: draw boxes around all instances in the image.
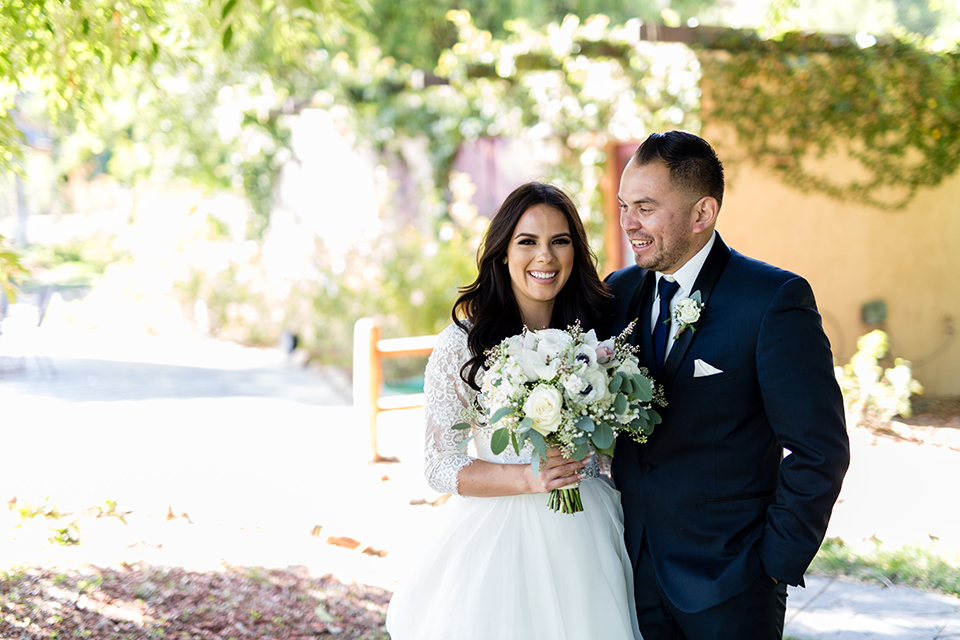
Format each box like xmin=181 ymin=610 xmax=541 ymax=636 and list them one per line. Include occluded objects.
xmin=423 ymin=323 xmax=478 ymax=495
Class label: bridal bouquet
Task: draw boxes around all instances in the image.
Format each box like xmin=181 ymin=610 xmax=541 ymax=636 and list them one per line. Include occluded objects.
xmin=455 ymin=322 xmax=662 ymax=514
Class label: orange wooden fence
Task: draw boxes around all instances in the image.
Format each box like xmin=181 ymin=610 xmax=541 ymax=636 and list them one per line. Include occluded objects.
xmin=353 ymin=318 xmax=438 ymax=461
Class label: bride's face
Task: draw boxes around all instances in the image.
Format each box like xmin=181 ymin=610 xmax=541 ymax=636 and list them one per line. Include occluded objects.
xmin=505 ymin=204 xmax=575 ymax=321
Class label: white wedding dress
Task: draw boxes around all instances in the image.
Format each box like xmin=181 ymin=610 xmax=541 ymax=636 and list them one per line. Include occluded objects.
xmin=386 ymin=323 xmax=641 ymax=640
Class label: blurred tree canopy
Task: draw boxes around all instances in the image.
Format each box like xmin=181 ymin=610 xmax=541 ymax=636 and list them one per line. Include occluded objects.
xmin=356 ymin=0 xmax=717 ymax=69
xmin=0 ymin=0 xmax=363 ymax=172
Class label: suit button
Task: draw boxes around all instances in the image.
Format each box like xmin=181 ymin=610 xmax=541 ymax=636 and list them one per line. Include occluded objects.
xmin=641 ymin=463 xmax=653 ymax=473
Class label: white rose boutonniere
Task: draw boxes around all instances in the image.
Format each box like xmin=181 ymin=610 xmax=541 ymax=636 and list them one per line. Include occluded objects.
xmin=672 ymin=290 xmax=705 ymax=338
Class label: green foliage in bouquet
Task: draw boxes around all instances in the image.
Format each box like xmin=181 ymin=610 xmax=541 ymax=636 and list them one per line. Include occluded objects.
xmin=454 ymin=323 xmax=664 ymax=513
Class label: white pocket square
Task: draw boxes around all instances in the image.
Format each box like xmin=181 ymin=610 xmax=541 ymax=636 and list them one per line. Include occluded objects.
xmin=693 ymin=359 xmax=723 ymax=377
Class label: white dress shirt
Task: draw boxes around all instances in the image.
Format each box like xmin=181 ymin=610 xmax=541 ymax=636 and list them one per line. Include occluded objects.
xmin=650 ymin=231 xmax=717 ymax=358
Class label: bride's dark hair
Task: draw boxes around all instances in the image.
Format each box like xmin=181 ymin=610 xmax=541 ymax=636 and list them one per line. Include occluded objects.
xmin=453 ymin=182 xmax=612 ymax=390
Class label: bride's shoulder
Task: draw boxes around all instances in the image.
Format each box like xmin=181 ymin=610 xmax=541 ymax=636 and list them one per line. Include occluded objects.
xmin=434 ymin=321 xmax=471 ymax=353
xmin=438 ymin=320 xmax=471 ymax=341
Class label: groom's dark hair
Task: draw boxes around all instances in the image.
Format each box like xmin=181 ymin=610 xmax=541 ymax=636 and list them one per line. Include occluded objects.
xmin=634 ymin=130 xmax=725 ymax=210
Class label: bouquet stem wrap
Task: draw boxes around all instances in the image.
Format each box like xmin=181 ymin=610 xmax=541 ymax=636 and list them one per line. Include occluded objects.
xmin=548 ymin=485 xmax=583 ymax=514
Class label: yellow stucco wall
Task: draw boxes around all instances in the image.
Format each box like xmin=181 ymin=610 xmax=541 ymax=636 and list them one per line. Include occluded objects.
xmin=702 ymin=128 xmax=960 ymax=397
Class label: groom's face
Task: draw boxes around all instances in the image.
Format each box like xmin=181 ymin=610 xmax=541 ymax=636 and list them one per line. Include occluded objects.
xmin=618 ymin=159 xmax=700 ymax=275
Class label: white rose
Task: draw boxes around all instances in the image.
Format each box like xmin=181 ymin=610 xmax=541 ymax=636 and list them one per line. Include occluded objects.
xmin=523 ymin=384 xmax=564 ymax=435
xmin=675 ymin=298 xmax=702 ymax=325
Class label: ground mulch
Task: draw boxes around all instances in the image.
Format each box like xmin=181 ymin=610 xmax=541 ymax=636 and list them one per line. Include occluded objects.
xmin=0 ymin=563 xmax=390 ymax=639
xmin=3 ymin=397 xmax=958 ymax=639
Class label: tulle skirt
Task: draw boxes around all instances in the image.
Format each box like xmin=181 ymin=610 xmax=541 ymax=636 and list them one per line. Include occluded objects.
xmin=386 ymin=477 xmax=641 ymax=640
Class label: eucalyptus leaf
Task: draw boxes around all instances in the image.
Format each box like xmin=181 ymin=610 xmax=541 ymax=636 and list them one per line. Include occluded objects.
xmin=527 ymin=430 xmax=547 ymax=460
xmin=608 ymin=372 xmax=623 ymax=394
xmin=597 ymin=442 xmax=616 ymax=457
xmin=456 ymin=434 xmax=476 ymax=450
xmin=574 ymin=415 xmax=595 ymax=433
xmin=592 ymin=422 xmax=615 ymax=449
xmin=511 ymin=431 xmax=521 ymax=455
xmin=614 ymin=393 xmax=627 ymax=414
xmin=530 ymin=450 xmax=541 ymax=479
xmin=451 ymin=421 xmax=471 ymax=430
xmin=572 ymin=442 xmax=590 ymax=460
xmin=632 ymin=374 xmax=653 ymax=401
xmin=490 ymin=406 xmax=515 ymax=424
xmin=491 ymin=428 xmax=510 ymax=455
xmin=517 ymin=417 xmax=533 ymax=434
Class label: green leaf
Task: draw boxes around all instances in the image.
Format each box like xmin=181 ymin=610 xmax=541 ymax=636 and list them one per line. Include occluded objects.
xmin=222 ymin=24 xmax=234 ymax=49
xmin=574 ymin=415 xmax=595 ymax=433
xmin=620 ymin=374 xmax=634 ymax=396
xmin=451 ymin=421 xmax=471 ymax=430
xmin=527 ymin=430 xmax=547 ymax=460
xmin=614 ymin=393 xmax=627 ymax=414
xmin=490 ymin=406 xmax=515 ymax=424
xmin=632 ymin=374 xmax=653 ymax=401
xmin=592 ymin=422 xmax=615 ymax=450
xmin=222 ymin=0 xmax=239 ymax=19
xmin=490 ymin=428 xmax=510 ymax=455
xmin=608 ymin=372 xmax=623 ymax=393
xmin=597 ymin=442 xmax=616 ymax=457
xmin=511 ymin=431 xmax=521 ymax=455
xmin=572 ymin=442 xmax=589 ymax=460
xmin=517 ymin=417 xmax=533 ymax=434
xmin=530 ymin=450 xmax=541 ymax=479
xmin=650 ymin=409 xmax=662 ymax=425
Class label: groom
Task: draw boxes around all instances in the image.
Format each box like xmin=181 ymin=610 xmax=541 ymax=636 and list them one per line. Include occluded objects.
xmin=606 ymin=131 xmax=850 ymax=638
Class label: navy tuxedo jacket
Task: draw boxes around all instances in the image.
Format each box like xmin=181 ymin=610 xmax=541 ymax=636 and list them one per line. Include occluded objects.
xmin=606 ymin=234 xmax=849 ymax=613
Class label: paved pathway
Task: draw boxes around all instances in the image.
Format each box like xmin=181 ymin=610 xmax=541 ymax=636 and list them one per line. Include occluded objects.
xmin=1 ymin=323 xmax=958 ymax=639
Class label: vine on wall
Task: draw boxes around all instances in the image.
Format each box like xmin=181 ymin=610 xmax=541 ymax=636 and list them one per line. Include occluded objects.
xmin=342 ymin=12 xmax=701 ymax=255
xmin=698 ymin=31 xmax=960 ymax=209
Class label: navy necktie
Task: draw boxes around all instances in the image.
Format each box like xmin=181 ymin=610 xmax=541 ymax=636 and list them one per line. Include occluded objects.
xmin=653 ymin=277 xmax=680 ymax=376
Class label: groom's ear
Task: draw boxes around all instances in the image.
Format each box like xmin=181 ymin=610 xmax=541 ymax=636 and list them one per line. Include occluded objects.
xmin=691 ymin=196 xmax=719 ymax=234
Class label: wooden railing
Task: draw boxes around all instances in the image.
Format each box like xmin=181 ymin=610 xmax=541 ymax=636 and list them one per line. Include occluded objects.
xmin=353 ymin=318 xmax=438 ymax=461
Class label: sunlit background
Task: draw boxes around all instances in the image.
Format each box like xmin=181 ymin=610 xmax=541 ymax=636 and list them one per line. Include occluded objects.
xmin=2 ymin=0 xmax=960 ymax=637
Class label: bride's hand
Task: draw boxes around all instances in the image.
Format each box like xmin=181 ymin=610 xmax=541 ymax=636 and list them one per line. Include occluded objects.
xmin=530 ymin=446 xmax=587 ymax=493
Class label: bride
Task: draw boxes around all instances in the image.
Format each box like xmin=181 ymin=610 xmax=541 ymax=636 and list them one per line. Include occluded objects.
xmin=385 ymin=182 xmax=641 ymax=640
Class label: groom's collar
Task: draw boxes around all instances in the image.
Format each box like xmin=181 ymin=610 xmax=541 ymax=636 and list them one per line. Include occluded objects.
xmin=654 ymin=231 xmax=717 ymax=298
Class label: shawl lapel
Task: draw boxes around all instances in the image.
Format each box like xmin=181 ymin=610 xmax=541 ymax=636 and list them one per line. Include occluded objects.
xmin=659 ymin=234 xmax=732 ymax=385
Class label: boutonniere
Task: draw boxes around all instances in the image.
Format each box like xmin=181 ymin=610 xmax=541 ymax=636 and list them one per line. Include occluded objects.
xmin=671 ymin=291 xmax=704 ymax=338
